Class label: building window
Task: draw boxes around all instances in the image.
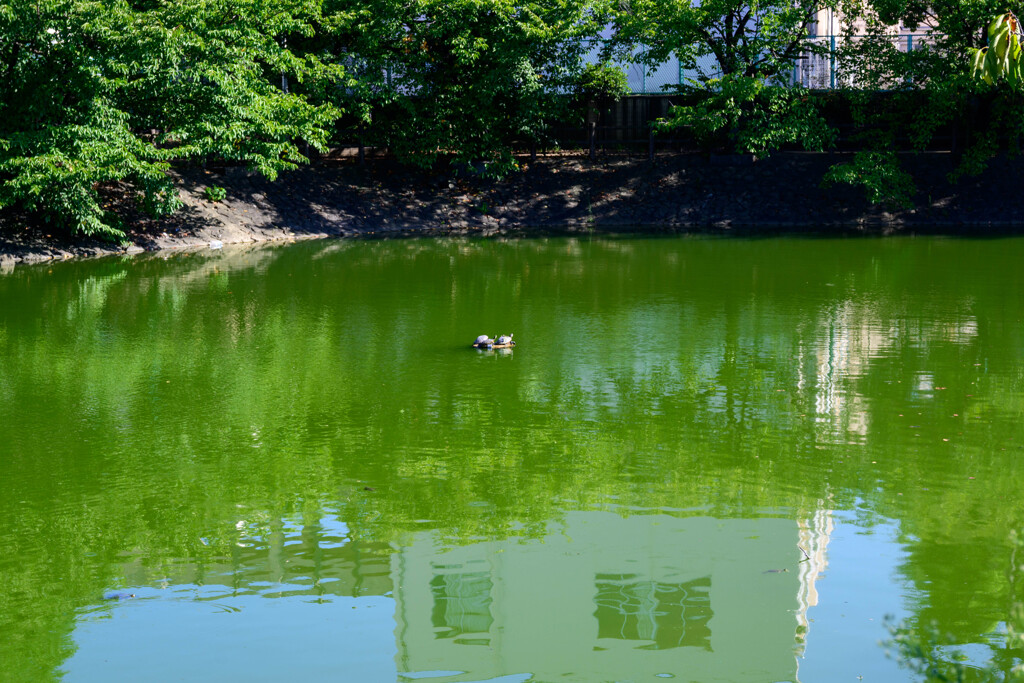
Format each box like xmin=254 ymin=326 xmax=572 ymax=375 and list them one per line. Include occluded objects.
xmin=594 ymin=574 xmax=712 ymax=650
xmin=430 ymin=570 xmax=493 ymax=645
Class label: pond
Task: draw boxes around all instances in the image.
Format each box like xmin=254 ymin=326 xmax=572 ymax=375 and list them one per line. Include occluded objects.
xmin=2 ymin=235 xmax=1023 ymax=682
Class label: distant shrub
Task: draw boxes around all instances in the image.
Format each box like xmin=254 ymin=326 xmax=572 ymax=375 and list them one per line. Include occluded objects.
xmin=576 ymin=62 xmax=630 ymax=106
xmin=203 ymin=185 xmax=227 ymax=202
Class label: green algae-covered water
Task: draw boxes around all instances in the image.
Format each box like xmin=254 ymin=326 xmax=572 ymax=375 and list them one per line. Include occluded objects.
xmin=2 ymin=236 xmax=1023 ymax=682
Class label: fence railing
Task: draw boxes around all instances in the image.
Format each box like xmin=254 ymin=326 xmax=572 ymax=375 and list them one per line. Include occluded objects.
xmin=585 ymin=34 xmax=938 ymax=93
xmin=790 ymin=34 xmax=937 ymax=89
xmin=582 ymin=43 xmax=720 ymax=94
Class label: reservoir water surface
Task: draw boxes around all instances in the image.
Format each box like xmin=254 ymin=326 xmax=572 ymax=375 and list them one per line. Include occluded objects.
xmin=2 ymin=236 xmax=1022 ymax=682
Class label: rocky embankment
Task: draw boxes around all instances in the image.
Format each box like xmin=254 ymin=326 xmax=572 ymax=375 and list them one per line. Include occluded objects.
xmin=1 ymin=151 xmax=1021 ymax=269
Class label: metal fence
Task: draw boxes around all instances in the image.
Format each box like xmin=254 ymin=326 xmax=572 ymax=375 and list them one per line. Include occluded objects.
xmin=575 ymin=47 xmax=721 ymax=94
xmin=790 ymin=34 xmax=936 ymax=89
xmin=585 ymin=34 xmax=937 ymax=93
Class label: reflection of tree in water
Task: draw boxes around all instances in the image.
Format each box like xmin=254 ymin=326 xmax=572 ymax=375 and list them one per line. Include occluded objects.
xmin=594 ymin=574 xmax=712 ymax=650
xmin=5 ymin=237 xmax=1024 ymax=677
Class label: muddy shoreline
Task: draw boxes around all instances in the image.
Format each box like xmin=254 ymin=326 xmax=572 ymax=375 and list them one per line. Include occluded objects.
xmin=2 ymin=151 xmax=1021 ymax=269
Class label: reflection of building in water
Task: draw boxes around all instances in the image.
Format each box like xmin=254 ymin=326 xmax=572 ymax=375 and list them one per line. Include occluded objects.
xmin=594 ymin=575 xmax=712 ymax=650
xmin=797 ymin=301 xmax=980 ymax=440
xmin=798 ymin=303 xmax=887 ymax=438
xmin=429 ymin=565 xmax=494 ymax=645
xmin=121 ymin=513 xmax=394 ymax=600
xmin=113 ymin=507 xmax=834 ymax=681
xmin=392 ymin=512 xmax=804 ymax=682
xmin=795 ymin=505 xmax=835 ymax=657
xmin=799 ymin=301 xmax=875 ymax=437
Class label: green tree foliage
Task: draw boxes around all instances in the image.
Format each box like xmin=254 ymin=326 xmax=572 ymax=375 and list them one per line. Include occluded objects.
xmin=950 ymin=12 xmax=1024 ymax=183
xmin=970 ymin=12 xmax=1023 ymax=85
xmin=0 ymin=0 xmax=342 ymax=239
xmin=824 ymin=3 xmax=1024 ymax=206
xmin=612 ymin=0 xmax=834 ymax=82
xmin=833 ymin=0 xmax=1010 ymax=95
xmin=9 ymin=0 xmax=1024 ymax=234
xmin=609 ymin=0 xmax=837 ymax=155
xmin=324 ymin=0 xmax=605 ymax=176
xmin=822 ymin=149 xmax=916 ymax=208
xmin=656 ymin=76 xmax=835 ymax=154
xmin=575 ymin=61 xmax=630 ymax=107
xmin=871 ymin=0 xmax=1005 ymax=53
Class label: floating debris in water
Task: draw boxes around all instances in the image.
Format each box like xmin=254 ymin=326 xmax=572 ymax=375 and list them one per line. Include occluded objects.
xmin=103 ymin=592 xmax=136 ymax=600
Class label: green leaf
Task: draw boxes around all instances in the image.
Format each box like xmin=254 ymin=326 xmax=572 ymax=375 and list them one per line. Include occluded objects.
xmin=982 ymin=45 xmax=1001 ymax=84
xmin=989 ymin=14 xmax=1010 ymax=43
xmin=970 ymin=48 xmax=988 ymax=80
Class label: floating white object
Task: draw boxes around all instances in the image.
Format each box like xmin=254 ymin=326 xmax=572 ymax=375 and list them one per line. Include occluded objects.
xmin=210 ymin=240 xmax=224 ymax=250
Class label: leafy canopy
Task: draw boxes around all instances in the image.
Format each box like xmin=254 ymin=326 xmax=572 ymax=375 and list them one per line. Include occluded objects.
xmin=610 ymin=0 xmax=834 ymax=82
xmin=0 ymin=0 xmax=343 ymax=238
xmin=325 ymin=0 xmax=606 ymax=176
xmin=824 ymin=5 xmax=1024 ymax=207
xmin=607 ymin=0 xmax=838 ymax=156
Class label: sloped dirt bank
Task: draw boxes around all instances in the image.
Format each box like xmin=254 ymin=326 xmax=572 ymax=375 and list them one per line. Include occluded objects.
xmin=1 ymin=151 xmax=1020 ymax=269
